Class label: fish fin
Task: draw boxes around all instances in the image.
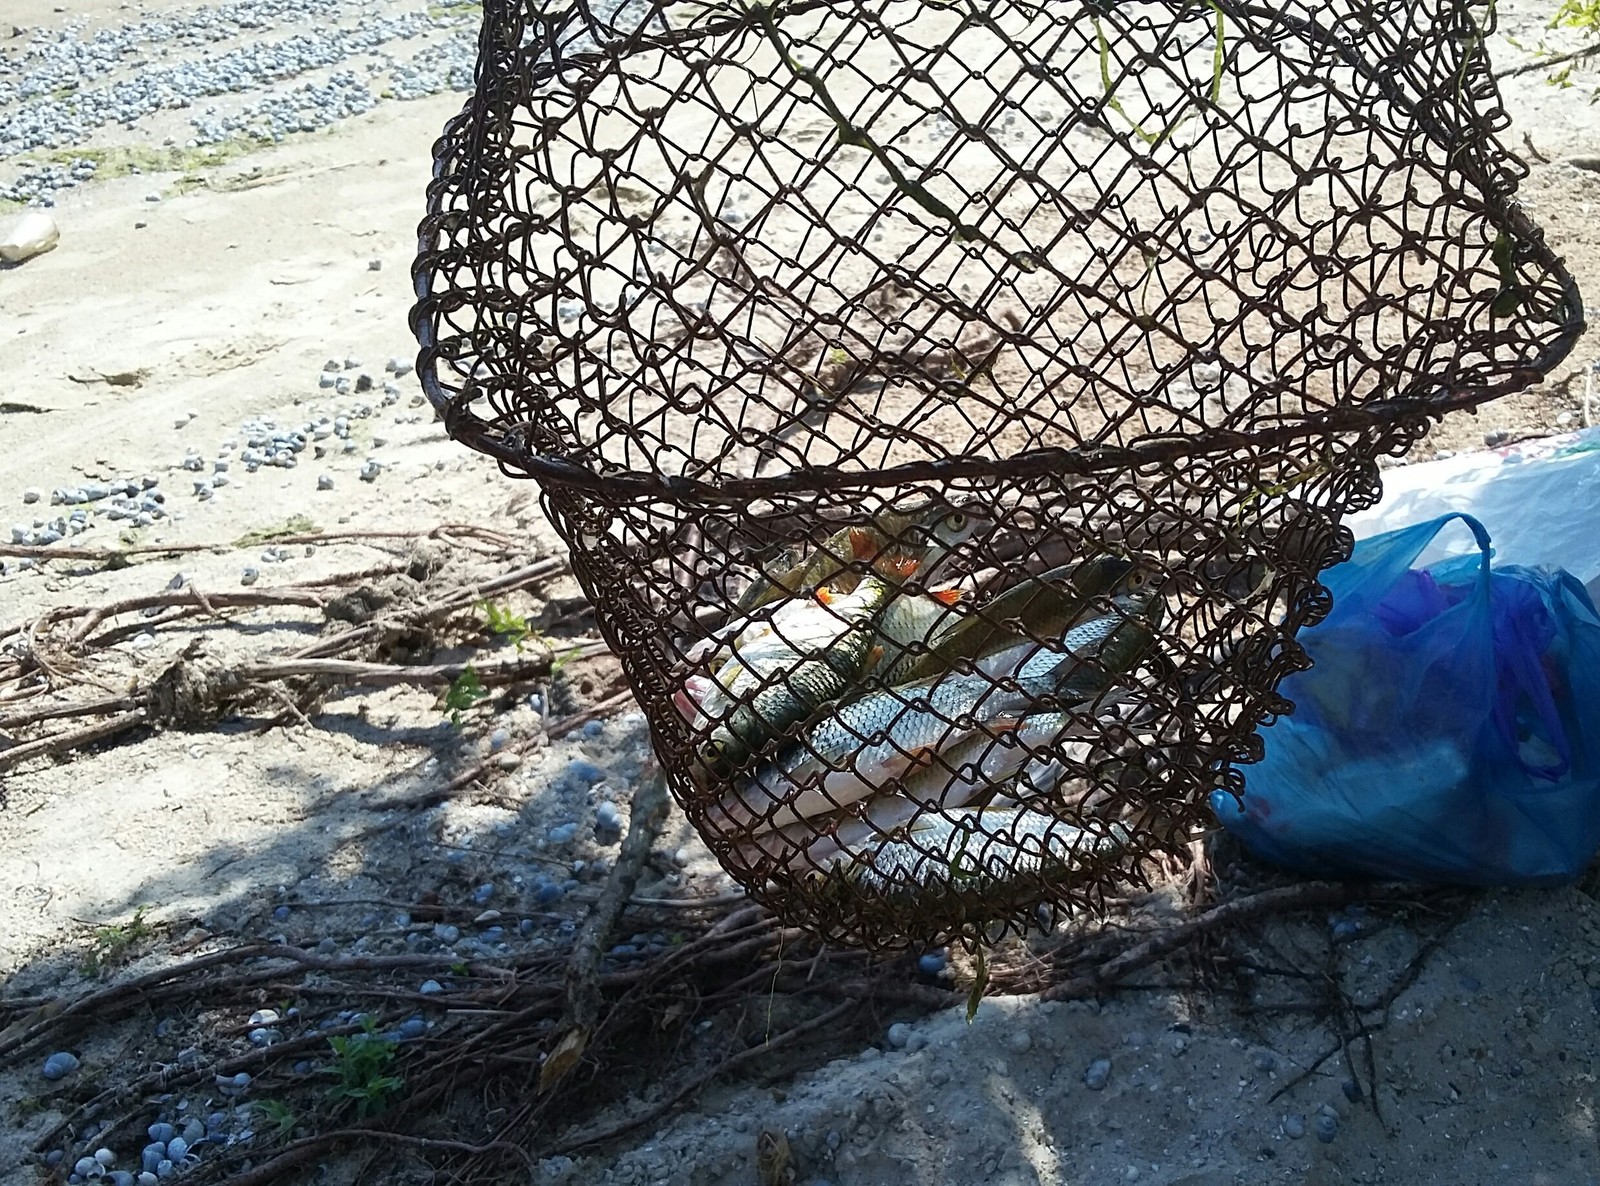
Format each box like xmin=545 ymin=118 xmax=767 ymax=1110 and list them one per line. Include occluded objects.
xmin=863 ymin=644 xmax=885 ymax=673
xmin=848 ymin=526 xmax=877 ymax=561
xmin=815 ymin=587 xmax=833 ymax=606
xmin=883 ymin=553 xmax=921 ymax=580
xmin=931 ymin=586 xmax=965 ymax=606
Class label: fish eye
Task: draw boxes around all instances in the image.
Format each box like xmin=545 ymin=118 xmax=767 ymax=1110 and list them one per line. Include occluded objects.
xmin=1127 ymin=569 xmax=1148 ymax=588
xmin=944 ymin=512 xmax=967 ymax=532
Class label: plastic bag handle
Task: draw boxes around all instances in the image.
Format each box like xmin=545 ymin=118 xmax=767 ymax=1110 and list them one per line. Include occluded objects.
xmin=1434 ymin=514 xmax=1570 ymax=780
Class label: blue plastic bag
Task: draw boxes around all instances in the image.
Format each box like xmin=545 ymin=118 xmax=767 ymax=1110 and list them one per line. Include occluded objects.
xmin=1211 ymin=513 xmax=1600 ymax=885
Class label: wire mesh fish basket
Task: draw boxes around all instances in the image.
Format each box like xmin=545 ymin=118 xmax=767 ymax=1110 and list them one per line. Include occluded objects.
xmin=411 ymin=0 xmax=1582 ymax=949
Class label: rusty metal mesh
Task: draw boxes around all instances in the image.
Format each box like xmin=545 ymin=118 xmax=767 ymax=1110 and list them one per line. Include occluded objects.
xmin=410 ymin=0 xmax=1581 ymax=949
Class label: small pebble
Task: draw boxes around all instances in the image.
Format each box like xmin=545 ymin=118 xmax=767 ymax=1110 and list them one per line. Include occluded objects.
xmin=1341 ymin=1077 xmax=1362 ymax=1102
xmin=165 ymin=1136 xmax=188 ymax=1162
xmin=399 ymin=1016 xmax=427 ymax=1039
xmin=489 ymin=728 xmax=509 ymax=750
xmin=316 ymin=936 xmax=337 ymax=955
xmin=22 ymin=488 xmax=41 ymax=504
xmin=147 ymin=1124 xmax=175 ymax=1145
xmin=886 ymin=1022 xmax=912 ymax=1049
xmin=344 ymin=357 xmax=361 ymax=370
xmin=240 ymin=566 xmax=260 ymax=587
xmin=497 ymin=752 xmax=522 ymax=771
xmin=45 ymin=1151 xmax=64 ymax=1169
xmin=1007 ymin=1029 xmax=1032 ymax=1054
xmin=42 ymin=1051 xmax=80 ymax=1080
xmin=95 ymin=1149 xmax=117 ymax=1166
xmin=249 ymin=1009 xmax=280 ymax=1026
xmin=1084 ymin=1058 xmax=1112 ymax=1090
xmin=594 ymin=801 xmax=623 ymax=841
xmin=110 ymin=1174 xmax=135 ymax=1186
xmin=1484 ymin=428 xmax=1509 ymax=447
xmin=139 ymin=1175 xmax=158 ymax=1186
xmin=548 ymin=822 xmax=579 ymax=845
xmin=368 ymin=259 xmax=382 ymax=271
xmin=1315 ymin=1113 xmax=1339 ymax=1143
xmin=433 ymin=923 xmax=461 ymax=943
xmin=1283 ymin=1113 xmax=1306 ymax=1139
xmin=472 ymin=883 xmax=496 ymax=904
xmin=1252 ymin=1049 xmax=1277 ymax=1072
xmin=317 ymin=473 xmax=334 ymax=491
xmin=536 ymin=882 xmax=566 ymax=906
xmin=419 ymin=979 xmax=444 ymax=995
xmin=182 ymin=1119 xmax=204 ymax=1146
xmin=157 ymin=1159 xmax=175 ymax=1178
xmin=76 ymin=1158 xmax=99 ymax=1178
xmin=272 ymin=905 xmax=291 ymax=922
xmin=917 ymin=950 xmax=948 ymax=976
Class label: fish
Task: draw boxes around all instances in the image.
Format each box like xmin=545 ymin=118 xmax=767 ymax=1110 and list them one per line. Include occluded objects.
xmin=680 ymin=508 xmax=978 ymax=734
xmin=712 ymin=587 xmax=1166 ymax=833
xmin=686 ymin=529 xmax=917 ymax=731
xmin=707 ymin=667 xmax=1029 ymax=833
xmin=867 ymin=583 xmax=968 ymax=679
xmin=827 ymin=808 xmax=1135 ymax=901
xmin=732 ymin=505 xmax=979 ymax=615
xmin=730 ymin=725 xmax=1031 ymax=872
xmin=976 ymin=585 xmax=1164 ymax=696
xmin=797 ymin=710 xmax=1098 ymax=870
xmin=693 ymin=570 xmax=897 ymax=780
xmin=886 ymin=555 xmax=1147 ymax=685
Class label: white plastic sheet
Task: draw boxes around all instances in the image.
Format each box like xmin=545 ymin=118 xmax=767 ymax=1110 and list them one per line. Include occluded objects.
xmin=1345 ymin=428 xmax=1600 ymax=599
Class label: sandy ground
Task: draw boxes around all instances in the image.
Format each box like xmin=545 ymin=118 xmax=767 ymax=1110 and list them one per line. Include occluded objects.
xmin=5 ymin=0 xmax=1600 ymax=1184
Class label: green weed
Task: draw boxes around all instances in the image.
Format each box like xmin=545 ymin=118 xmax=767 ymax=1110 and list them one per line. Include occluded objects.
xmin=444 ymin=665 xmax=489 ymax=725
xmin=326 ymin=1018 xmax=404 ymax=1119
xmin=81 ymin=906 xmax=153 ymax=977
xmin=479 ymin=600 xmax=531 ymax=649
xmin=255 ymin=1099 xmax=298 ymax=1139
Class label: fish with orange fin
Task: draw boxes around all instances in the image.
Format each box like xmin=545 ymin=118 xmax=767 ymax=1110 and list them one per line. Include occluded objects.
xmin=732 ymin=505 xmax=979 ymax=616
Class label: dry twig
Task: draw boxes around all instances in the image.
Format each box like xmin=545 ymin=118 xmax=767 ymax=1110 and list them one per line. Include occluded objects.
xmin=540 ymin=765 xmax=671 ymax=1092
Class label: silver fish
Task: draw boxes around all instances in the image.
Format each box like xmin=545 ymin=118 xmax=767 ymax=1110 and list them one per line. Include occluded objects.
xmin=833 ymin=808 xmax=1133 ymax=899
xmin=695 ymin=573 xmax=896 ymax=779
xmin=713 ymin=589 xmax=1163 ymax=832
xmin=796 ymin=710 xmax=1097 ymax=870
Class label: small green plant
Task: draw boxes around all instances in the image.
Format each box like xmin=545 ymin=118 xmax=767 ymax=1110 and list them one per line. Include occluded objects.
xmin=1552 ymin=0 xmax=1600 ymax=32
xmin=444 ymin=665 xmax=489 ymax=725
xmin=479 ymin=600 xmax=531 ymax=649
xmin=255 ymin=1099 xmax=298 ymax=1138
xmin=326 ymin=1018 xmax=404 ymax=1119
xmin=81 ymin=906 xmax=153 ymax=977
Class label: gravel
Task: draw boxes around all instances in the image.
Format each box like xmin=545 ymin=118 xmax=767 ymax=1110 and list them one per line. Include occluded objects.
xmin=1 ymin=1 xmax=489 ymax=206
